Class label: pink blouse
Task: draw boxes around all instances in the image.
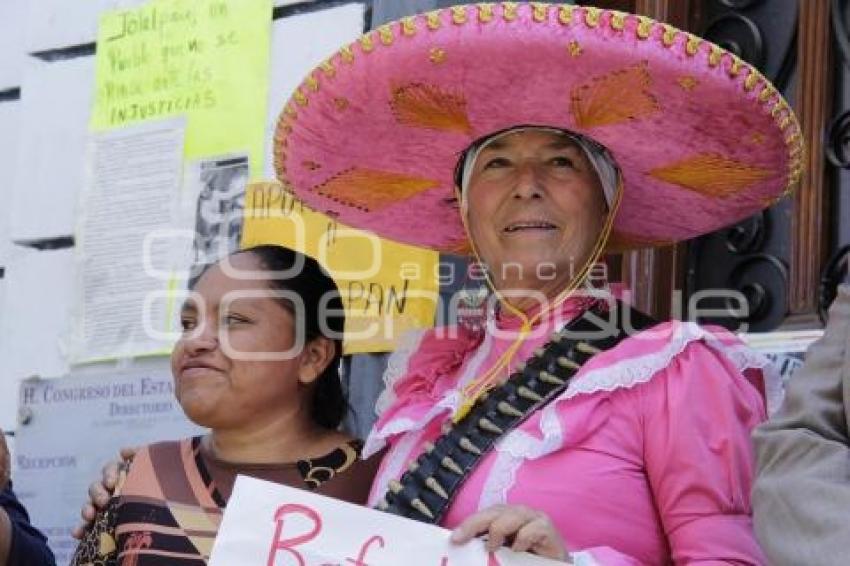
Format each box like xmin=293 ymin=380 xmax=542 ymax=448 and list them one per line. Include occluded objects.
xmin=365 ymin=296 xmax=770 ymax=565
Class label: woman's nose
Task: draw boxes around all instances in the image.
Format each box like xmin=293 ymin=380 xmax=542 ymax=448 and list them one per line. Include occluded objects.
xmin=512 ymin=162 xmax=544 ymax=199
xmin=182 ymin=322 xmax=218 ymax=355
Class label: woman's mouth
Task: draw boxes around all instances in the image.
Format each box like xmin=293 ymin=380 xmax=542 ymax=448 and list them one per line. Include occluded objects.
xmin=503 ymin=221 xmax=558 ymax=233
xmin=179 ymin=360 xmax=222 ymax=376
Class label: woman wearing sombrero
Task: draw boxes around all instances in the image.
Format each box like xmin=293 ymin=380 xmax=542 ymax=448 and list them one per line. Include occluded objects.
xmin=275 ymin=3 xmax=800 ymax=563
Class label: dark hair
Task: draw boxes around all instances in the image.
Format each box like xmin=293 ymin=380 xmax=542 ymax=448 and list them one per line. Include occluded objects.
xmin=192 ymin=245 xmax=347 ymax=429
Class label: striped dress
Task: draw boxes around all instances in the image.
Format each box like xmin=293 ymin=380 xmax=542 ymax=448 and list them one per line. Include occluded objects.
xmin=71 ymin=436 xmax=380 ymax=566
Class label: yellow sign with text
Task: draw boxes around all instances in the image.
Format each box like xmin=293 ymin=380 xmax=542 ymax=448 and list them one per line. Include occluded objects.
xmin=91 ymin=0 xmax=271 ymax=174
xmin=242 ymin=182 xmax=439 ymax=354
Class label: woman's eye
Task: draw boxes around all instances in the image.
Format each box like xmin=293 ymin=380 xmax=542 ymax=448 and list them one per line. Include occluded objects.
xmin=180 ymin=318 xmax=197 ymax=331
xmin=550 ymin=156 xmax=575 ymax=168
xmin=222 ymin=314 xmax=248 ymax=326
xmin=484 ymin=157 xmax=511 ymax=169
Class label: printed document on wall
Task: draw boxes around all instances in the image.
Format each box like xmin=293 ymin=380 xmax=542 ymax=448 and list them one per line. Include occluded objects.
xmin=71 ymin=119 xmax=189 ymax=362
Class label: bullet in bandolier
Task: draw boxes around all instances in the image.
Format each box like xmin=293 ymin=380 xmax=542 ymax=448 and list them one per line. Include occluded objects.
xmin=425 ymin=476 xmax=449 ymax=499
xmin=411 ymin=497 xmax=435 ymax=519
xmin=557 ymin=356 xmax=580 ymax=371
xmin=478 ymin=417 xmax=504 ymax=434
xmin=538 ymin=370 xmax=566 ymax=386
xmin=458 ymin=436 xmax=483 ymax=455
xmin=517 ymin=385 xmax=544 ymax=402
xmin=441 ymin=455 xmax=464 ymax=475
xmin=576 ymin=342 xmax=602 ymax=355
xmin=497 ymin=401 xmax=524 ymax=418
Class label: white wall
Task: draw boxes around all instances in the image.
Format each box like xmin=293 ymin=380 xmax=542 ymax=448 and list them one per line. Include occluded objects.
xmin=0 ymin=1 xmax=26 ymax=90
xmin=9 ymin=56 xmax=95 ymax=242
xmin=0 ymin=247 xmax=75 ymax=432
xmin=0 ymin=99 xmax=20 ymax=260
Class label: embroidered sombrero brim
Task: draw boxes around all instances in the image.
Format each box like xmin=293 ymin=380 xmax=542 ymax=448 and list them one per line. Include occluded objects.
xmin=274 ymin=3 xmax=803 ymax=253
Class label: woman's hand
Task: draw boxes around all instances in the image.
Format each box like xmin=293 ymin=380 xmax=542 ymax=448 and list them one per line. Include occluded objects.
xmin=71 ymin=446 xmax=137 ymax=540
xmin=450 ymin=504 xmax=569 ymax=561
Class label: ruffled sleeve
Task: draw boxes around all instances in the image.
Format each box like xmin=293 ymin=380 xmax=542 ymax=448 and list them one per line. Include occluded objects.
xmin=364 ymin=325 xmax=483 ymax=458
xmin=638 ymin=337 xmax=768 ymax=564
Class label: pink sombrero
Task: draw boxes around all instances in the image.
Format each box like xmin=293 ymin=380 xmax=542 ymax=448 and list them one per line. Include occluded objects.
xmin=273 ymin=2 xmax=803 ymax=254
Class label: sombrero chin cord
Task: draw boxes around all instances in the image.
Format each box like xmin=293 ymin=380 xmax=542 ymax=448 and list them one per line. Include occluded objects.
xmin=452 ymin=180 xmax=623 ymax=422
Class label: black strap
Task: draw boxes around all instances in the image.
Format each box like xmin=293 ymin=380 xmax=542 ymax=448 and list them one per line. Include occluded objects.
xmin=377 ymin=300 xmax=657 ymax=524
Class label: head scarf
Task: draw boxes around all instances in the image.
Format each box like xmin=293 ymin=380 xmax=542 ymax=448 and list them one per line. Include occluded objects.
xmin=454 ymin=126 xmax=620 ymax=211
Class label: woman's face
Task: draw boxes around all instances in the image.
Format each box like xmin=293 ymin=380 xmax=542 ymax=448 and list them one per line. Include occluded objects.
xmin=171 ymin=252 xmax=324 ymax=430
xmin=464 ymin=129 xmax=608 ymax=299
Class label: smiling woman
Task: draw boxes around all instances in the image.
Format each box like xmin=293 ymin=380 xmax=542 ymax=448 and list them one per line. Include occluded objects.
xmin=461 ymin=128 xmax=610 ymax=305
xmin=70 ymin=245 xmax=381 ymax=566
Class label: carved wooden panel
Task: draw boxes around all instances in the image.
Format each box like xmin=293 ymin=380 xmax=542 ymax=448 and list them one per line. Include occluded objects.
xmin=789 ymin=0 xmax=834 ymax=317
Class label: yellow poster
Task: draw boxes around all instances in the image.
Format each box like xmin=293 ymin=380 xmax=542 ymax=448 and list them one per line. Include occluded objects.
xmin=243 ymin=182 xmax=439 ymax=354
xmin=91 ymin=0 xmax=271 ymax=174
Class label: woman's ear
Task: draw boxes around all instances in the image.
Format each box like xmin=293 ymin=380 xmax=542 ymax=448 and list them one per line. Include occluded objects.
xmin=297 ymin=336 xmax=336 ymax=385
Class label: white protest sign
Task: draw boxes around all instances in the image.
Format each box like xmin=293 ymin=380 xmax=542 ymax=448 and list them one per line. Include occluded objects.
xmin=210 ymin=476 xmax=562 ymax=566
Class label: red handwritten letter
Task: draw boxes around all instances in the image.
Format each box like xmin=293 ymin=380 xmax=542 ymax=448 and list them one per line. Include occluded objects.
xmin=345 ymin=535 xmax=385 ymax=566
xmin=266 ymin=504 xmax=323 ymax=566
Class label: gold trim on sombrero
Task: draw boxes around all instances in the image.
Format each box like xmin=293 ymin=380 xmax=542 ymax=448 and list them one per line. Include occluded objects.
xmin=304 ymin=74 xmax=319 ymax=92
xmin=451 ymin=6 xmax=468 ymax=24
xmin=649 ymin=154 xmax=775 ymax=198
xmin=571 ymin=63 xmax=660 ymax=128
xmin=313 ymin=168 xmax=441 ymax=212
xmin=728 ymin=55 xmax=743 ymax=78
xmin=401 ymin=16 xmax=417 ymax=36
xmin=426 ymin=10 xmax=442 ymax=30
xmin=662 ymin=24 xmax=678 ymax=46
xmin=558 ymin=5 xmax=575 ymax=25
xmin=531 ymin=2 xmax=549 ymax=22
xmin=610 ymin=11 xmax=626 ymax=31
xmin=744 ymin=68 xmax=760 ymax=91
xmin=636 ymin=16 xmax=653 ymax=39
xmin=584 ymin=6 xmax=601 ymax=27
xmin=293 ymin=89 xmax=308 ymax=107
xmin=709 ymin=45 xmax=723 ymax=67
xmin=339 ymin=45 xmax=354 ymax=64
xmin=390 ymin=82 xmax=472 ymax=134
xmin=478 ymin=3 xmax=495 ymax=23
xmin=685 ymin=34 xmax=702 ymax=56
xmin=502 ymin=2 xmax=519 ymax=21
xmin=359 ymin=31 xmax=375 ymax=53
xmin=378 ymin=24 xmax=394 ymax=46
